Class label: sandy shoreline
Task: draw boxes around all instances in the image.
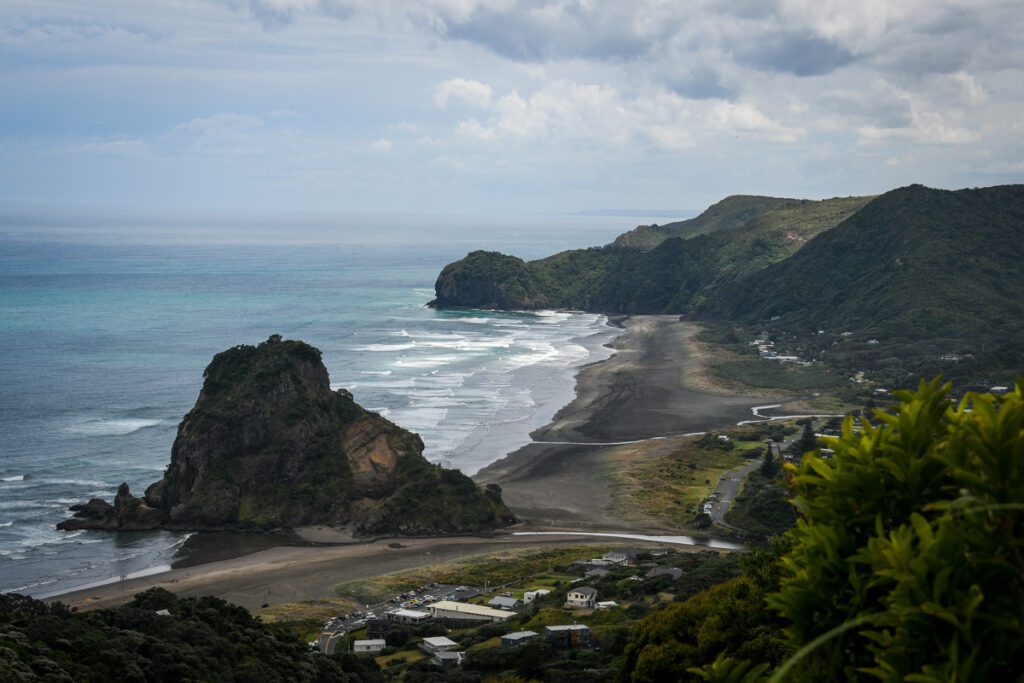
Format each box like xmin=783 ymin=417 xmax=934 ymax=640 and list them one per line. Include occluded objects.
xmin=45 ymin=315 xmax=775 ymax=612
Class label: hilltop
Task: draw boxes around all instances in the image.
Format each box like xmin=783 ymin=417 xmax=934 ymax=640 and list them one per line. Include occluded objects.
xmin=432 ymin=194 xmax=870 ymax=313
xmin=58 ymin=335 xmax=512 ymax=536
xmin=432 ymin=184 xmax=1024 ymax=383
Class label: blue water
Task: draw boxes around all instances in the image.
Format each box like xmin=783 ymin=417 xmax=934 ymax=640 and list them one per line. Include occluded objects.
xmin=0 ymin=213 xmax=630 ymax=595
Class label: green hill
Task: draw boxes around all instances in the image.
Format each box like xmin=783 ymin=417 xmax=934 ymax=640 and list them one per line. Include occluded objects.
xmin=432 ymin=195 xmax=871 ymax=313
xmin=710 ymin=184 xmax=1024 ymax=381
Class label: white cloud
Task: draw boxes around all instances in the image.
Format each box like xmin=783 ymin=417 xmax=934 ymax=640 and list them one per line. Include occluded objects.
xmin=434 ymin=78 xmax=493 ymax=109
xmin=371 ymin=138 xmax=393 ymax=151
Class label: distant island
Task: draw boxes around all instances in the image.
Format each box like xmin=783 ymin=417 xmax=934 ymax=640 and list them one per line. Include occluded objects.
xmin=58 ymin=335 xmax=513 ymax=536
xmin=432 ymin=184 xmax=1024 ymax=387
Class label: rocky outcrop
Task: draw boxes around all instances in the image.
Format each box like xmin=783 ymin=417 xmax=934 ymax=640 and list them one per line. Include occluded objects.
xmin=58 ymin=335 xmax=513 ymax=535
xmin=431 ymin=250 xmax=551 ymax=310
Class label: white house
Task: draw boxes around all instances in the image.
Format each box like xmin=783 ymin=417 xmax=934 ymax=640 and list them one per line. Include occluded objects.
xmin=387 ymin=608 xmax=432 ymax=625
xmin=353 ymin=639 xmax=386 ymax=655
xmin=523 ymin=589 xmax=550 ymax=603
xmin=427 ymin=600 xmax=513 ymax=624
xmin=420 ymin=636 xmax=458 ymax=654
xmin=565 ymin=586 xmax=597 ymax=609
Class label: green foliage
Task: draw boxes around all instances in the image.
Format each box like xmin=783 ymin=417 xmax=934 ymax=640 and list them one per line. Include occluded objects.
xmin=759 ymin=448 xmax=778 ymax=478
xmin=724 ymin=470 xmax=794 ymax=540
xmin=769 ymin=378 xmax=1024 ymax=680
xmin=0 ymin=588 xmax=381 ymax=682
xmin=788 ymin=422 xmax=819 ymax=458
xmin=712 ymin=184 xmax=1024 ymax=381
xmin=433 ymin=196 xmax=870 ymax=315
xmin=619 ymin=542 xmax=791 ymax=682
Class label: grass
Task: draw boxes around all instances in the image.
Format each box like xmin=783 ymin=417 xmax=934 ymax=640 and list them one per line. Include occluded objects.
xmin=254 ymin=597 xmax=356 ymax=624
xmin=607 ymin=436 xmax=748 ymax=528
xmin=334 ymin=546 xmax=614 ymax=604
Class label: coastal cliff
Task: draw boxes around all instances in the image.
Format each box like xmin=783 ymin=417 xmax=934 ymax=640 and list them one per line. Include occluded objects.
xmin=58 ymin=335 xmax=512 ymax=535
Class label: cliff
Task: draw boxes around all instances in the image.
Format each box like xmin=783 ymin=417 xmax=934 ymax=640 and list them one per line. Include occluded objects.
xmin=58 ymin=335 xmax=513 ymax=535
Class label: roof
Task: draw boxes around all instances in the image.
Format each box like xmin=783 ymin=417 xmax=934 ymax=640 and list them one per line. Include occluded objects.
xmin=488 ymin=596 xmax=520 ymax=607
xmin=422 ymin=636 xmax=458 ymax=648
xmin=645 ymin=567 xmax=684 ymax=580
xmin=435 ymin=652 xmax=464 ymax=661
xmin=390 ymin=608 xmax=431 ymax=619
xmin=546 ymin=624 xmax=590 ymax=632
xmin=570 ymin=586 xmax=597 ymax=597
xmin=354 ymin=639 xmax=386 ymax=647
xmin=502 ymin=631 xmax=538 ymax=640
xmin=428 ymin=600 xmax=514 ymax=619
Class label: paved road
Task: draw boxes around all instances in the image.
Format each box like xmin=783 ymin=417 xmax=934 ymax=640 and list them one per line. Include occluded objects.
xmin=708 ymin=460 xmax=762 ymax=529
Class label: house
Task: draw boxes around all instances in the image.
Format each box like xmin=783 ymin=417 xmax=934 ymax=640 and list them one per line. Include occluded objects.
xmin=601 ymin=551 xmax=630 ymax=565
xmin=352 ymin=639 xmax=386 ymax=655
xmin=387 ymin=608 xmax=432 ymax=625
xmin=595 ymin=601 xmax=618 ymax=609
xmin=487 ymin=595 xmax=521 ymax=610
xmin=565 ymin=586 xmax=597 ymax=609
xmin=434 ymin=651 xmax=465 ymax=668
xmin=501 ymin=631 xmax=539 ymax=647
xmin=420 ymin=636 xmax=458 ymax=654
xmin=545 ymin=624 xmax=591 ymax=648
xmin=523 ymin=589 xmax=550 ymax=603
xmin=645 ymin=567 xmax=684 ymax=580
xmin=427 ymin=600 xmax=514 ymax=625
xmin=584 ymin=568 xmax=610 ymax=579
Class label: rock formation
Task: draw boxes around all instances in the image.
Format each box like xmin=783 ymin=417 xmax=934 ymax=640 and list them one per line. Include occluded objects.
xmin=58 ymin=335 xmax=513 ymax=536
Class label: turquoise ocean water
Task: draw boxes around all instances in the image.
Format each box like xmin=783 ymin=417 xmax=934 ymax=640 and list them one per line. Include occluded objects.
xmin=0 ymin=210 xmax=630 ymax=596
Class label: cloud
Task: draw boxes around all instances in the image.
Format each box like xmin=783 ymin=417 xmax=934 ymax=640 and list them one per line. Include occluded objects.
xmin=666 ymin=65 xmax=735 ymax=100
xmin=447 ymin=80 xmax=803 ymax=152
xmin=434 ymin=78 xmax=493 ymax=109
xmin=77 ymin=139 xmax=155 ymax=159
xmin=734 ymin=30 xmax=855 ymax=76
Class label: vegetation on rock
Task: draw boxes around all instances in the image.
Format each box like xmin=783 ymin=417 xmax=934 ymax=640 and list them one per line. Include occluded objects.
xmin=59 ymin=335 xmax=512 ymax=536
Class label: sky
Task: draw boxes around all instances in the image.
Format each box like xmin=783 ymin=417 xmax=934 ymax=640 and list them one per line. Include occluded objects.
xmin=1 ymin=0 xmax=1022 ymax=218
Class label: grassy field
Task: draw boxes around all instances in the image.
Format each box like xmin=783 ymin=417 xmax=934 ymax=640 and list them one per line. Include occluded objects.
xmin=606 ymin=436 xmax=749 ymax=528
xmin=334 ymin=546 xmax=614 ymax=604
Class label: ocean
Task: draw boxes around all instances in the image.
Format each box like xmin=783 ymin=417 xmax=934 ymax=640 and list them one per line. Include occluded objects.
xmin=0 ymin=210 xmax=631 ymax=597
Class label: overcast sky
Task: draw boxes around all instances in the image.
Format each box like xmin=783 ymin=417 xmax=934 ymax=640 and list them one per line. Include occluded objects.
xmin=2 ymin=0 xmax=1022 ymax=217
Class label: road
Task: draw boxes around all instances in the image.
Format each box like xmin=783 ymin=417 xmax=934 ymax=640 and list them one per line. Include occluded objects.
xmin=708 ymin=459 xmax=762 ymax=530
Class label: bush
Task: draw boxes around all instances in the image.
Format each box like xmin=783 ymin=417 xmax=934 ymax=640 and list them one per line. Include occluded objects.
xmin=768 ymin=379 xmax=1024 ymax=679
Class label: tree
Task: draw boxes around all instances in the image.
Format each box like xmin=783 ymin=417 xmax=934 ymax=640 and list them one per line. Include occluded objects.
xmin=789 ymin=422 xmax=818 ymax=457
xmin=758 ymin=447 xmax=778 ymax=478
xmin=770 ymin=378 xmax=1024 ymax=680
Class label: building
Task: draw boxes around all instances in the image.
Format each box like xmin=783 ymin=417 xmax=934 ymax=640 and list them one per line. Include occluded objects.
xmin=601 ymin=551 xmax=629 ymax=565
xmin=501 ymin=631 xmax=539 ymax=647
xmin=584 ymin=568 xmax=610 ymax=580
xmin=434 ymin=651 xmax=465 ymax=668
xmin=596 ymin=601 xmax=618 ymax=610
xmin=387 ymin=608 xmax=432 ymax=625
xmin=419 ymin=636 xmax=458 ymax=654
xmin=487 ymin=595 xmax=521 ymax=610
xmin=427 ymin=600 xmax=514 ymax=625
xmin=352 ymin=639 xmax=386 ymax=655
xmin=565 ymin=586 xmax=597 ymax=609
xmin=645 ymin=567 xmax=684 ymax=580
xmin=545 ymin=624 xmax=591 ymax=648
xmin=523 ymin=589 xmax=550 ymax=603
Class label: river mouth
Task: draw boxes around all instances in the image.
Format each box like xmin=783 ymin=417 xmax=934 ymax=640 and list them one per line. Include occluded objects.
xmin=511 ymin=530 xmax=745 ymax=551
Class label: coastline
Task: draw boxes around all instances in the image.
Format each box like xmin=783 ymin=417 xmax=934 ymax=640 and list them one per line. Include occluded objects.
xmin=42 ymin=314 xmax=774 ymax=612
xmin=473 ymin=316 xmax=775 ymax=529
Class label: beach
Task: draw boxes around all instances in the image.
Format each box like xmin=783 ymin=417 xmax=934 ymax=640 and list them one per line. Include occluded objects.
xmin=46 ymin=315 xmax=773 ymax=612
